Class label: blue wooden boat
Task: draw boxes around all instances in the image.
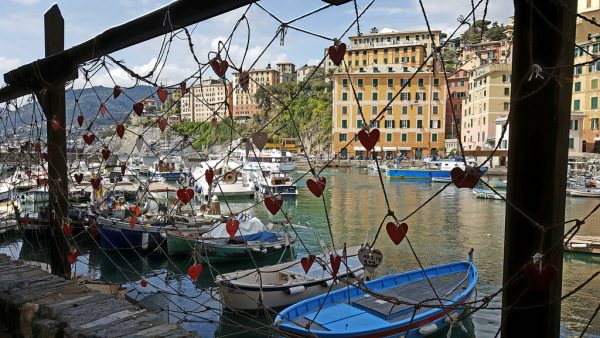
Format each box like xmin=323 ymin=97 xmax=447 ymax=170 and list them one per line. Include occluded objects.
xmin=386 ymin=159 xmax=487 ymax=180
xmin=97 ymin=213 xmax=167 ymax=251
xmin=275 ymin=261 xmax=477 ymax=337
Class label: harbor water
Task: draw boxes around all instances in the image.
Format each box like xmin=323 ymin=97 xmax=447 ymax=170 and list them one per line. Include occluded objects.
xmin=0 ymin=167 xmax=598 ymax=337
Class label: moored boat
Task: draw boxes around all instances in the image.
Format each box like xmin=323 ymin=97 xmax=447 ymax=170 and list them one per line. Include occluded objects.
xmin=473 ymin=187 xmax=506 ymax=200
xmin=386 ymin=158 xmax=486 ymax=180
xmin=215 ymin=246 xmax=364 ymax=310
xmin=275 ymin=260 xmax=477 ymax=337
xmin=255 ymin=171 xmax=297 ymax=198
xmin=567 ymin=187 xmax=600 ymax=197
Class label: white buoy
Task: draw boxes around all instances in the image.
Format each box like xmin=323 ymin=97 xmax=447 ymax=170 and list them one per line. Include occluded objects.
xmin=141 ymin=232 xmax=149 ymax=250
xmin=284 ymin=286 xmax=306 ymax=295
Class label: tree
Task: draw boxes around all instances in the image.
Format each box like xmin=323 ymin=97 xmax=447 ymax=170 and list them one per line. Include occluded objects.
xmin=485 ymin=21 xmax=506 ymax=41
xmin=441 ymin=48 xmax=458 ymax=72
xmin=460 ymin=19 xmax=491 ymax=45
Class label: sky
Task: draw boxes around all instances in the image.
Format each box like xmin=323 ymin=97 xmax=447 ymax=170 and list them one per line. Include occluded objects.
xmin=0 ymin=0 xmax=514 ymax=90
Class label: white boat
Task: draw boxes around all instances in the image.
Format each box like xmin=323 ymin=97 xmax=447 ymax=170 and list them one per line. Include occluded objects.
xmin=0 ymin=182 xmax=13 ymax=201
xmin=255 ymin=171 xmax=297 ymax=198
xmin=431 ymin=177 xmax=452 ymax=183
xmin=215 ymin=246 xmax=364 ymax=310
xmin=230 ymin=143 xmax=295 ymax=173
xmin=567 ymin=187 xmax=600 ymax=197
xmin=192 ymin=160 xmax=255 ymax=202
xmin=147 ymin=156 xmax=187 ymax=181
xmin=367 ymin=163 xmax=388 ymax=172
xmin=17 ymin=184 xmax=50 ymax=204
xmin=473 ymin=187 xmax=506 ymax=200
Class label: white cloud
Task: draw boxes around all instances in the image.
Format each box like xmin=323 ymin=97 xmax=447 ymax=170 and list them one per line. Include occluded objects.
xmin=0 ymin=57 xmax=22 ymax=81
xmin=10 ymin=0 xmax=41 ymax=5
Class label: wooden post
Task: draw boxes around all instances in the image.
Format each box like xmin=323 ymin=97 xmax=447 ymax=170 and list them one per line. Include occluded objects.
xmin=502 ymin=1 xmax=576 ymax=336
xmin=36 ymin=5 xmax=71 ymax=277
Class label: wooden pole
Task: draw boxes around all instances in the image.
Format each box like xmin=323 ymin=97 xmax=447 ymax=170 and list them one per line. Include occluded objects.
xmin=36 ymin=5 xmax=71 ymax=278
xmin=502 ymin=1 xmax=576 ymax=336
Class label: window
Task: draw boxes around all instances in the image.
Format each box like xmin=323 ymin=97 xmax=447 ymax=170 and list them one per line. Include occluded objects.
xmin=502 ymin=75 xmax=511 ymax=83
xmin=342 ymin=92 xmax=348 ymax=101
xmin=411 ymin=56 xmax=416 ymax=62
xmin=342 ymin=79 xmax=348 ymax=87
xmin=592 ymin=79 xmax=598 ymax=89
xmin=416 ymin=133 xmax=422 ymax=142
xmin=373 ymin=79 xmax=379 ymax=87
xmin=570 ymin=120 xmax=578 ymax=130
xmin=372 ymin=92 xmax=378 ymax=100
xmin=504 ymin=88 xmax=510 ymax=96
xmin=383 ymin=58 xmax=388 ymax=64
xmin=591 ymin=118 xmax=599 ymax=130
xmin=400 ymin=120 xmax=410 ymax=128
xmin=568 ymin=138 xmax=574 ymax=149
xmin=432 ymin=133 xmax=438 ymax=142
xmin=418 ymin=78 xmax=424 ymax=86
xmin=575 ymin=66 xmax=583 ymax=75
xmin=433 ymin=92 xmax=439 ymax=100
xmin=374 ymin=59 xmax=378 ymax=64
xmin=430 ymin=120 xmax=440 ymax=128
xmin=387 ymin=92 xmax=393 ymax=100
xmin=395 ymin=57 xmax=399 ymax=63
xmin=433 ymin=106 xmax=439 ymax=114
xmin=385 ymin=120 xmax=395 ymax=128
xmin=417 ymin=106 xmax=423 ymax=114
xmin=433 ymin=79 xmax=439 ymax=86
xmin=575 ymin=82 xmax=582 ymax=91
xmin=401 ymin=78 xmax=411 ymax=86
xmin=401 ymin=133 xmax=407 ymax=141
xmin=357 ymin=120 xmax=363 ymax=128
xmin=504 ymin=102 xmax=510 ymax=111
xmin=417 ymin=120 xmax=423 ymax=128
xmin=339 ymin=133 xmax=347 ymax=141
xmin=400 ymin=93 xmax=411 ymax=101
xmin=362 ymin=60 xmax=366 ymax=66
xmin=388 ymin=78 xmax=394 ymax=87
xmin=341 ymin=120 xmax=347 ymax=128
xmin=357 ymin=92 xmax=363 ymax=101
xmin=386 ymin=133 xmax=392 ymax=142
xmin=357 ymin=79 xmax=363 ymax=87
xmin=593 ymin=97 xmax=599 ymax=109
xmin=574 ymin=99 xmax=580 ymax=111
xmin=402 ymin=106 xmax=408 ymax=114
xmin=416 ymin=92 xmax=426 ymax=101
xmin=342 ymin=106 xmax=348 ymax=115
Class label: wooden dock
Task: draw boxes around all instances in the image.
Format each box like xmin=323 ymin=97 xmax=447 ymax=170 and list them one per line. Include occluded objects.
xmin=565 ymin=235 xmax=600 ymax=255
xmin=0 ymin=254 xmax=197 ymax=337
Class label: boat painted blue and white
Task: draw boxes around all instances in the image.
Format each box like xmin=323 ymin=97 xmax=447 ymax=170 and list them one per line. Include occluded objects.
xmin=275 ymin=261 xmax=477 ymax=337
xmin=386 ymin=158 xmax=487 ymax=180
xmin=96 ymin=210 xmax=169 ymax=251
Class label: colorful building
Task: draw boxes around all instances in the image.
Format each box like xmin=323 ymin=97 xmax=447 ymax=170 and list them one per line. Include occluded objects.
xmin=445 ymin=68 xmax=468 ymax=139
xmin=180 ymin=78 xmax=233 ymax=122
xmin=232 ymin=68 xmax=279 ymax=120
xmin=572 ymin=35 xmax=600 ymax=151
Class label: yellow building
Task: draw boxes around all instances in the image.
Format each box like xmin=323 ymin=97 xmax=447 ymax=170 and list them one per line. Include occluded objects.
xmin=573 ymin=35 xmax=600 ymax=151
xmin=332 ymin=63 xmax=446 ymax=159
xmin=461 ymin=63 xmax=512 ymax=150
xmin=180 ymin=78 xmax=232 ymax=122
xmin=232 ymin=68 xmax=279 ymax=121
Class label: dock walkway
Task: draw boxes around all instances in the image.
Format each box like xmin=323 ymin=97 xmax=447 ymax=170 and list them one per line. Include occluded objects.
xmin=0 ymin=254 xmax=197 ymax=337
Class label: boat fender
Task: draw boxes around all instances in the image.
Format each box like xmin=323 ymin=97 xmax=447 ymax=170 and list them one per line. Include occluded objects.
xmin=252 ymin=247 xmax=261 ymax=252
xmin=141 ymin=232 xmax=149 ymax=250
xmin=418 ymin=323 xmax=439 ymax=335
xmin=261 ymin=248 xmax=268 ymax=254
xmin=321 ymin=279 xmax=334 ymax=287
xmin=284 ymin=285 xmax=306 ymax=295
xmin=273 ymin=245 xmax=282 ymax=250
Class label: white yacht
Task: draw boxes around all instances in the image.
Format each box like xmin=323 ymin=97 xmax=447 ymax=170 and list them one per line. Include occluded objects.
xmin=192 ymin=160 xmax=255 ymax=202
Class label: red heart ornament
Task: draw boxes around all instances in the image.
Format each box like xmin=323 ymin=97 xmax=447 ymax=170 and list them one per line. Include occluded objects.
xmin=130 ymin=205 xmax=141 ymax=217
xmin=83 ymin=132 xmax=95 ymax=145
xmin=226 ymin=219 xmax=240 ymax=238
xmin=330 ymin=254 xmax=342 ymax=277
xmin=116 ymin=124 xmax=125 ymax=139
xmin=239 ymin=71 xmax=250 ymax=92
xmin=180 ymin=81 xmax=187 ymax=94
xmin=67 ymin=250 xmax=80 ymax=265
xmin=34 ymin=143 xmax=41 ymax=153
xmin=101 ymin=147 xmax=111 ymax=161
xmin=188 ymin=264 xmax=203 ymax=282
xmin=77 ymin=114 xmax=84 ymax=127
xmin=120 ymin=164 xmax=126 ymax=175
xmin=129 ymin=217 xmax=137 ymax=229
xmin=177 ymin=188 xmax=194 ymax=204
xmin=264 ymin=195 xmax=283 ymax=215
xmin=140 ymin=279 xmax=148 ymax=288
xmin=51 ymin=118 xmax=60 ymax=131
xmin=100 ymin=103 xmax=107 ymax=116
xmin=19 ymin=216 xmax=29 ymax=225
xmin=157 ymin=87 xmax=168 ymax=103
xmin=301 ymin=255 xmax=316 ymax=273
xmin=210 ymin=57 xmax=229 ymax=78
xmin=113 ymin=85 xmax=121 ymax=98
xmin=328 ymin=42 xmax=347 ymax=66
xmin=91 ymin=177 xmax=102 ymax=190
xmin=63 ymin=224 xmax=74 ymax=235
xmin=252 ymin=132 xmax=268 ymax=151
xmin=523 ymin=262 xmax=558 ymax=292
xmin=211 ymin=116 xmax=218 ymax=128
xmin=386 ymin=221 xmax=408 ymax=245
xmin=357 ymin=128 xmax=380 ymax=151
xmin=157 ymin=118 xmax=167 ymax=132
xmin=74 ymin=173 xmax=83 ymax=184
xmin=205 ymin=169 xmax=214 ymax=185
xmin=133 ymin=102 xmax=144 ymax=116
xmin=450 ymin=166 xmax=481 ymax=189
xmin=36 ymin=178 xmax=46 ymax=186
xmin=306 ymin=176 xmax=327 ymax=197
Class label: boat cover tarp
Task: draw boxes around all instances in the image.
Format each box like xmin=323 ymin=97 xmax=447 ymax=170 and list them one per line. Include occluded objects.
xmin=204 ymin=217 xmax=272 ymax=238
xmin=236 ymin=231 xmax=278 ymax=242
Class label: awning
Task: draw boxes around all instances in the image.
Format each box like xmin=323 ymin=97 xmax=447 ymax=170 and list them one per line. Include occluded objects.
xmin=374 ymin=147 xmax=382 ymax=151
xmin=353 ymin=146 xmax=366 ymax=151
xmin=383 ymin=147 xmax=396 ymax=151
xmin=397 ymin=146 xmax=411 ymax=150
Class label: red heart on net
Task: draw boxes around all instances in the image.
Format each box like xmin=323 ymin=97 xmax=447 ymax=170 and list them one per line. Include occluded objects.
xmin=101 ymin=147 xmax=111 ymax=161
xmin=130 ymin=205 xmax=141 ymax=217
xmin=83 ymin=132 xmax=95 ymax=145
xmin=63 ymin=224 xmax=74 ymax=235
xmin=523 ymin=262 xmax=558 ymax=292
xmin=307 ymin=176 xmax=327 ymax=197
xmin=205 ymin=168 xmax=214 ymax=185
xmin=19 ymin=216 xmax=29 ymax=225
xmin=301 ymin=255 xmax=316 ymax=273
xmin=358 ymin=128 xmax=380 ymax=151
xmin=74 ymin=173 xmax=83 ymax=184
xmin=51 ymin=118 xmax=60 ymax=131
xmin=450 ymin=166 xmax=481 ymax=189
xmin=157 ymin=118 xmax=167 ymax=132
xmin=36 ymin=178 xmax=46 ymax=186
xmin=188 ymin=264 xmax=203 ymax=282
xmin=34 ymin=142 xmax=41 ymax=153
xmin=239 ymin=71 xmax=250 ymax=92
xmin=129 ymin=216 xmax=137 ymax=230
xmin=120 ymin=164 xmax=126 ymax=175
xmin=177 ymin=188 xmax=194 ymax=205
xmin=330 ymin=254 xmax=342 ymax=277
xmin=211 ymin=116 xmax=218 ymax=128
xmin=113 ymin=85 xmax=121 ymax=98
xmin=42 ymin=152 xmax=52 ymax=161
xmin=226 ymin=219 xmax=240 ymax=238
xmin=100 ymin=103 xmax=107 ymax=116
xmin=264 ymin=195 xmax=283 ymax=215
xmin=180 ymin=81 xmax=187 ymax=94
xmin=328 ymin=42 xmax=347 ymax=66
xmin=133 ymin=102 xmax=144 ymax=116
xmin=210 ymin=57 xmax=229 ymax=78
xmin=91 ymin=177 xmax=102 ymax=190
xmin=157 ymin=87 xmax=168 ymax=103
xmin=77 ymin=114 xmax=84 ymax=127
xmin=252 ymin=131 xmax=268 ymax=151
xmin=67 ymin=250 xmax=80 ymax=265
xmin=386 ymin=221 xmax=408 ymax=245
xmin=140 ymin=279 xmax=148 ymax=288
xmin=116 ymin=124 xmax=125 ymax=138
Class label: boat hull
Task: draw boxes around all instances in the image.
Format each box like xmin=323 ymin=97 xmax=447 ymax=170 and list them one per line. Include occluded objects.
xmin=196 ymin=239 xmax=293 ymax=263
xmin=98 ymin=217 xmax=166 ymax=251
xmin=386 ymin=169 xmax=451 ymax=180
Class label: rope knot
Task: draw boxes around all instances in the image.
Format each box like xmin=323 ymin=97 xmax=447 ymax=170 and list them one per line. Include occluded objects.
xmin=528 ymin=64 xmax=544 ymax=81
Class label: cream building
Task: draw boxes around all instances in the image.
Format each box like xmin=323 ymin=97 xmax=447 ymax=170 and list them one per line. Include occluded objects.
xmin=232 ymin=68 xmax=279 ymax=120
xmin=296 ymin=65 xmax=318 ymax=83
xmin=180 ymin=78 xmax=232 ymax=122
xmin=276 ymin=62 xmax=296 ymax=83
xmin=461 ymin=63 xmax=512 ymax=150
xmin=573 ymin=35 xmax=600 ymax=151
